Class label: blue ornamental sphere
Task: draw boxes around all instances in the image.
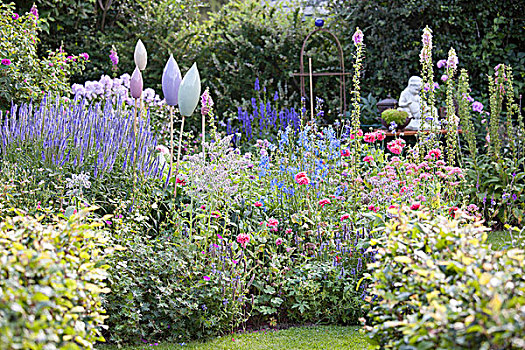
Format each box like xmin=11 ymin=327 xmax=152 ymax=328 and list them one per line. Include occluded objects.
xmin=315 ymin=18 xmax=324 ymax=27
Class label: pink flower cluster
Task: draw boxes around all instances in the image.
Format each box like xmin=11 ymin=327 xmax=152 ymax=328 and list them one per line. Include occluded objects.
xmin=236 ymin=233 xmax=250 ymax=248
xmin=295 ymin=171 xmax=310 ymax=185
xmin=367 ymin=205 xmax=379 ymax=212
xmin=426 ymin=148 xmax=442 ymax=160
xmin=363 ymin=130 xmax=386 ymax=143
xmin=348 ymin=129 xmax=363 ymax=140
xmin=318 ymin=198 xmax=331 ymax=207
xmin=266 ymin=218 xmax=279 ymax=228
xmin=340 ymin=213 xmax=350 ymax=221
xmin=387 ymin=138 xmax=406 ymax=155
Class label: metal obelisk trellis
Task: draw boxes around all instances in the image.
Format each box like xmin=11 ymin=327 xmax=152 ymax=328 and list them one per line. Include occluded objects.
xmin=293 ymin=24 xmax=350 ymax=120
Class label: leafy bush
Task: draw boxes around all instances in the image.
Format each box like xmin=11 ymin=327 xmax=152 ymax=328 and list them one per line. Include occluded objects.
xmin=329 ymin=0 xmax=525 ymax=99
xmin=12 ymin=0 xmax=203 ymax=85
xmin=103 ymin=226 xmax=250 ymax=344
xmin=0 ymin=209 xmax=114 ymax=349
xmin=363 ymin=207 xmax=525 ymax=349
xmin=380 ymin=109 xmax=408 ymax=127
xmin=0 ymin=3 xmax=86 ymax=108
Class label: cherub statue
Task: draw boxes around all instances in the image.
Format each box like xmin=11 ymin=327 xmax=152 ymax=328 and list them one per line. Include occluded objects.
xmin=398 ymin=76 xmax=439 ymax=130
xmin=398 ymin=76 xmax=422 ymax=130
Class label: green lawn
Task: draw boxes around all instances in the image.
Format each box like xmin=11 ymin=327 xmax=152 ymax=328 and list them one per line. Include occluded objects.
xmin=97 ymin=326 xmax=373 ymax=350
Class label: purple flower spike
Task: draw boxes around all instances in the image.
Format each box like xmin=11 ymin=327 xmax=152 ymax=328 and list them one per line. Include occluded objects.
xmin=162 ymin=55 xmax=182 ymax=106
xmin=130 ymin=67 xmax=143 ymax=99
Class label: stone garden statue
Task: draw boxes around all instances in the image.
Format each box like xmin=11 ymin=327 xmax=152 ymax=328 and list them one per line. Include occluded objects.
xmin=398 ymin=76 xmax=439 ymax=131
xmin=397 ymin=76 xmax=422 ymax=130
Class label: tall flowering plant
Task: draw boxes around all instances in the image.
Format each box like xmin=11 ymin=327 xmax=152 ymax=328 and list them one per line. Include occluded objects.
xmin=0 ymin=96 xmax=163 ymax=181
xmin=444 ymin=47 xmax=459 ymax=165
xmin=418 ymin=26 xmax=439 ymax=153
xmin=350 ymin=27 xmax=364 ymax=134
xmin=234 ymin=78 xmax=300 ymax=146
xmin=349 ymin=27 xmax=365 ymax=182
xmin=457 ymin=69 xmax=478 ymax=171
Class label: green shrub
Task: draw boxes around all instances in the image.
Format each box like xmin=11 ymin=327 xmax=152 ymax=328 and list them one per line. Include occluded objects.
xmin=103 ymin=228 xmax=250 ymax=344
xmin=0 ymin=3 xmax=86 ymax=108
xmin=363 ymin=207 xmax=525 ymax=349
xmin=329 ymin=0 xmax=525 ymax=99
xmin=0 ymin=209 xmax=114 ymax=349
xmin=380 ymin=109 xmax=408 ymax=127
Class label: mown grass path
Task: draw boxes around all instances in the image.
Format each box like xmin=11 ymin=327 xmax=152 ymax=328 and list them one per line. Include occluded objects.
xmin=99 ymin=326 xmax=373 ymax=350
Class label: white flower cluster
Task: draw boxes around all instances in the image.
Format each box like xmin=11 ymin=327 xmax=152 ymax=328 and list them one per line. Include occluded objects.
xmin=65 ymin=172 xmax=91 ymax=197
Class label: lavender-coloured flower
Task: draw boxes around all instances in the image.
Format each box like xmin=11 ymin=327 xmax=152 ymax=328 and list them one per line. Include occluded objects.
xmin=352 ymin=27 xmax=364 ymax=45
xmin=389 ymin=121 xmax=397 ymax=132
xmin=437 ymin=59 xmax=447 ymax=69
xmin=472 ymin=101 xmax=483 ymax=113
xmin=109 ymin=46 xmax=119 ymax=70
xmin=30 ymin=4 xmax=38 ymax=19
xmin=201 ymin=88 xmax=214 ymax=116
xmin=441 ymin=74 xmax=448 ymax=82
xmin=422 ymin=27 xmax=432 ymax=47
xmin=254 ymin=78 xmax=260 ymax=91
xmin=447 ymin=51 xmax=458 ymax=70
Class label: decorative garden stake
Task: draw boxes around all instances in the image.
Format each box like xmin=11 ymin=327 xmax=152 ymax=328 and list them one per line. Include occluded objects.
xmin=134 ymin=39 xmax=147 ymax=70
xmin=134 ymin=39 xmax=148 ymax=111
xmin=130 ymin=66 xmax=143 ymax=135
xmin=176 ymin=63 xmax=201 ymax=194
xmin=129 ymin=66 xmax=143 ymax=192
xmin=161 ymin=54 xmax=182 ymax=177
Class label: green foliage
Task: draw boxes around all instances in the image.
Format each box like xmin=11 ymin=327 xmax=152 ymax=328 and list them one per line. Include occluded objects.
xmin=363 ymin=207 xmax=525 ymax=349
xmin=278 ymin=261 xmax=364 ymax=325
xmin=14 ymin=0 xmax=203 ymax=85
xmin=459 ymin=64 xmax=525 ymax=227
xmin=103 ymin=228 xmax=249 ymax=344
xmin=380 ymin=109 xmax=407 ymax=127
xmin=329 ymin=0 xmax=525 ymax=99
xmin=0 ymin=209 xmax=113 ymax=349
xmin=173 ymin=0 xmax=327 ymax=117
xmin=462 ymin=155 xmax=525 ymax=227
xmin=0 ymin=3 xmax=86 ymax=109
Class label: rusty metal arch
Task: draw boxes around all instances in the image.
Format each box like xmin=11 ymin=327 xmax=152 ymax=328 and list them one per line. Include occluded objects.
xmin=293 ymin=27 xmax=350 ymax=117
